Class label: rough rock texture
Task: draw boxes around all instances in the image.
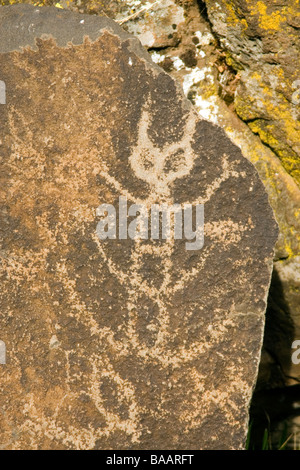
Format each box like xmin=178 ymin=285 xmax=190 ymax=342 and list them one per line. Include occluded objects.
xmin=6 ymin=0 xmax=296 ymax=445
xmin=0 ymin=5 xmax=278 ymax=450
xmin=91 ymin=0 xmax=300 ymax=393
xmin=203 ymin=0 xmax=300 ymax=396
xmin=204 ymin=0 xmax=300 ymax=185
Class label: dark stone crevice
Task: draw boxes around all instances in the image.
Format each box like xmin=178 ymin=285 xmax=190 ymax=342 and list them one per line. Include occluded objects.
xmin=249 ymin=267 xmax=299 ymax=449
xmin=196 ymin=0 xmax=209 ymax=22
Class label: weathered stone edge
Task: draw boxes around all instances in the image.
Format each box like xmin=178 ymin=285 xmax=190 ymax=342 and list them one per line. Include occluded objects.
xmin=0 ymin=5 xmax=150 ymax=66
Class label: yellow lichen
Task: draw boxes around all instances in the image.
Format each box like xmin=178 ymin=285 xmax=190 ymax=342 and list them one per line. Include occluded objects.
xmin=234 ymin=67 xmax=300 ymax=185
xmin=249 ymin=1 xmax=287 ymax=31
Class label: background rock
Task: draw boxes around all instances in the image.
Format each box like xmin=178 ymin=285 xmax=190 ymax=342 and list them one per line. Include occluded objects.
xmin=204 ymin=0 xmax=300 ymax=185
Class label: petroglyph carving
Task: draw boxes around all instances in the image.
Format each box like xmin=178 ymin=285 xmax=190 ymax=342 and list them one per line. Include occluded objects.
xmin=129 ymin=103 xmax=196 ymax=199
xmin=0 ymin=5 xmax=278 ymax=450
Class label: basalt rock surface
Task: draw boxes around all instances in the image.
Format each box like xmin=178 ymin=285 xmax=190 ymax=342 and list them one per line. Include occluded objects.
xmin=0 ymin=5 xmax=278 ymax=450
